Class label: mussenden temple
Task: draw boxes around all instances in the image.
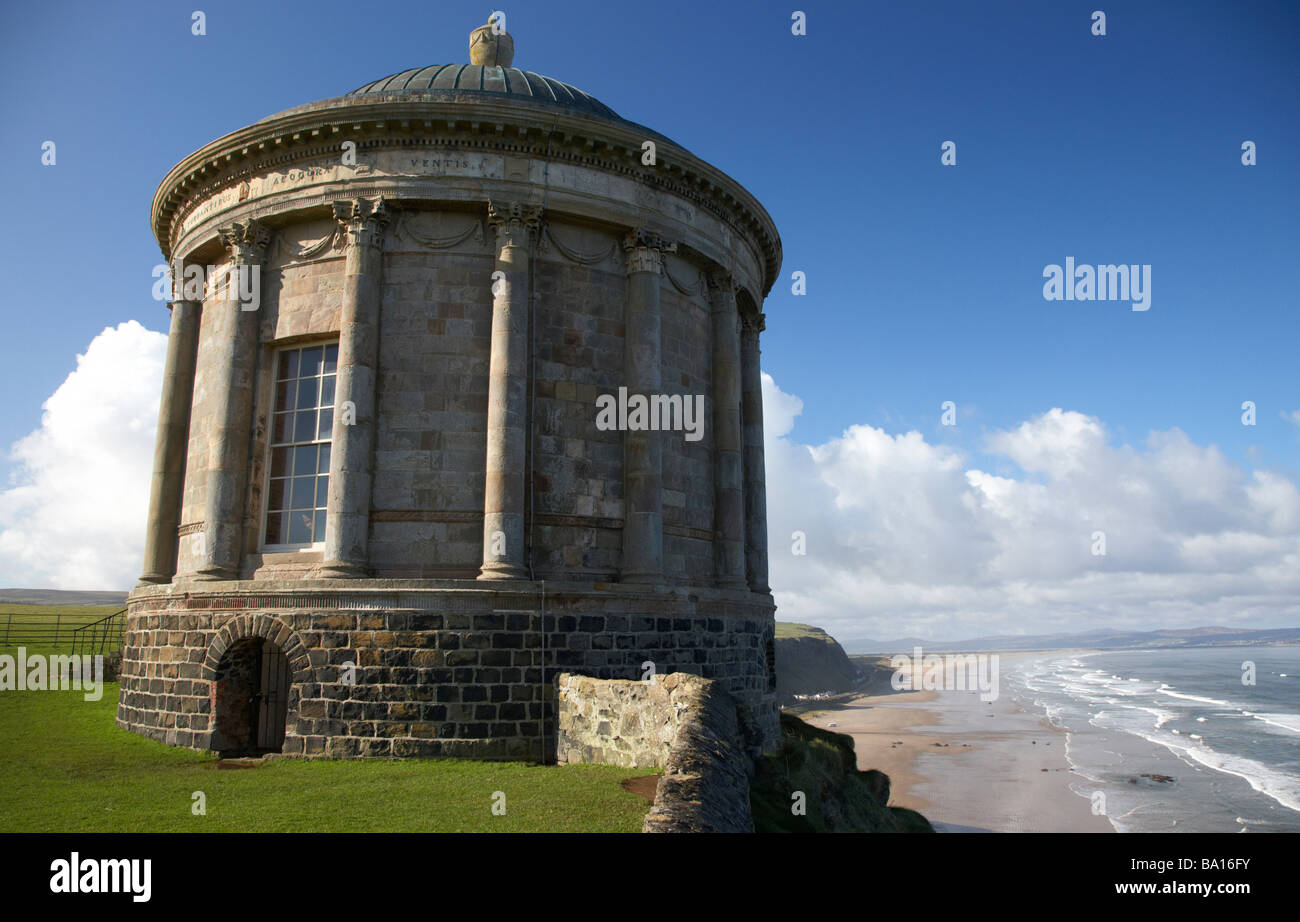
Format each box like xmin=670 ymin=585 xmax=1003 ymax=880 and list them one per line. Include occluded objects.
xmin=118 ymin=22 xmax=783 ymax=761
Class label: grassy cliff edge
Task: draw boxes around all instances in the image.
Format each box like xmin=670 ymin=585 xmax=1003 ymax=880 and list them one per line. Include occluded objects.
xmin=750 ymin=712 xmax=934 ymax=833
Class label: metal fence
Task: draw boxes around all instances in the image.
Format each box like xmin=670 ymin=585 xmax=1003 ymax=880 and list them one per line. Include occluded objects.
xmin=70 ymin=609 xmax=126 ymax=657
xmin=0 ymin=609 xmax=125 ymax=653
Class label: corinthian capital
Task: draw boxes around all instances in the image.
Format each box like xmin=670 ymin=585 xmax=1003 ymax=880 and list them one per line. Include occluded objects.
xmin=741 ymin=311 xmax=767 ymax=339
xmin=623 ymin=228 xmax=676 ymax=275
xmin=706 ymin=267 xmax=740 ymax=303
xmin=218 ymin=219 xmax=270 ymax=265
xmin=333 ymin=196 xmax=389 ymax=250
xmin=487 ymin=200 xmax=542 ymax=249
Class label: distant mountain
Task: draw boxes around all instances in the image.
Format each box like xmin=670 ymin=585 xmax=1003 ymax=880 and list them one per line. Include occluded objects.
xmin=841 ymin=624 xmax=1300 ymax=654
xmin=0 ymin=588 xmax=128 ymax=606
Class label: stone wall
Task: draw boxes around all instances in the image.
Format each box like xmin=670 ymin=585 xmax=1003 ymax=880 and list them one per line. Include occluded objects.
xmin=117 ymin=581 xmax=780 ymax=761
xmin=530 ymin=228 xmax=630 ymax=581
xmin=171 ymin=211 xmax=757 ymax=587
xmin=659 ymin=274 xmax=715 ymax=585
xmin=556 ymin=672 xmax=694 ymax=768
xmin=556 ymin=671 xmax=756 ymax=833
xmin=366 ymin=238 xmax=493 ymax=579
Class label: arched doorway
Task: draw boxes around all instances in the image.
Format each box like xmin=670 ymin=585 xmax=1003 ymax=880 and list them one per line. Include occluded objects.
xmin=210 ymin=636 xmax=290 ymax=754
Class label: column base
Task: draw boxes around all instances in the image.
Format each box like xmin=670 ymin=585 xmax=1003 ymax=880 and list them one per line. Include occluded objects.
xmin=478 ymin=562 xmax=530 ymax=581
xmin=193 ymin=567 xmax=238 ymax=581
xmin=317 ymin=561 xmax=369 ymax=579
xmin=137 ymin=573 xmax=173 ymax=586
xmin=716 ymin=578 xmax=749 ymax=591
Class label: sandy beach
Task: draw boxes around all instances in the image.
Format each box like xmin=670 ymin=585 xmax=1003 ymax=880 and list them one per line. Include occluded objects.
xmin=799 ymin=674 xmax=1114 ymax=833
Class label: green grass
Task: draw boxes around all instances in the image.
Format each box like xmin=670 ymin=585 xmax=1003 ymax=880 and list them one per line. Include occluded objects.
xmin=0 ymin=641 xmax=653 ymax=833
xmin=0 ymin=604 xmax=123 ymax=624
xmin=774 ymin=621 xmax=830 ymax=641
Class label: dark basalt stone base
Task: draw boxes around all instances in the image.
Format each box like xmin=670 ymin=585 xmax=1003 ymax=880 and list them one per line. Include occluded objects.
xmin=116 ymin=578 xmax=780 ymax=761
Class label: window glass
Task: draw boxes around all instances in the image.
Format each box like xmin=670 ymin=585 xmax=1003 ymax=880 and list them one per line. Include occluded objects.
xmin=264 ymin=343 xmax=334 ymax=547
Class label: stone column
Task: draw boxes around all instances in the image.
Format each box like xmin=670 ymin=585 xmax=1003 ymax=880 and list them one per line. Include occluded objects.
xmin=320 ymin=197 xmax=389 ymax=577
xmin=620 ymin=230 xmax=674 ymax=583
xmin=708 ymin=270 xmax=747 ymax=589
xmin=740 ymin=311 xmax=770 ymax=593
xmin=196 ymin=219 xmax=269 ymax=580
xmin=478 ymin=200 xmax=540 ymax=580
xmin=139 ymin=298 xmax=202 ymax=583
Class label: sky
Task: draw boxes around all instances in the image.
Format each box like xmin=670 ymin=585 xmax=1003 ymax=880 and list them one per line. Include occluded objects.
xmin=0 ymin=1 xmax=1297 ymax=641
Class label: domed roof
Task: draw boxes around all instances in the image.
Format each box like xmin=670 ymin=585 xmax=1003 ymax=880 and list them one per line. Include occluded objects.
xmin=154 ymin=21 xmax=780 ymax=295
xmin=347 ymin=64 xmax=624 ymax=123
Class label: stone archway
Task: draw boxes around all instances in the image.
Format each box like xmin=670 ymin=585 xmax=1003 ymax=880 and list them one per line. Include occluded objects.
xmin=201 ymin=614 xmax=313 ymax=755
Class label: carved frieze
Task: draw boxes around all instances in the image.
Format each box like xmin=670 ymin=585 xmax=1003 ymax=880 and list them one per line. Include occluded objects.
xmin=543 ymin=224 xmax=622 ymax=268
xmin=394 ymin=211 xmax=486 ymax=250
xmin=664 ymin=255 xmax=707 ymax=296
xmin=272 ymin=220 xmax=342 ymax=266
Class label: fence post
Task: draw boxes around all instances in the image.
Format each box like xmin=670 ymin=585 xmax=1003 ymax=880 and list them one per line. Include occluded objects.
xmin=4 ymin=612 xmax=10 ymax=644
xmin=54 ymin=613 xmax=61 ymax=647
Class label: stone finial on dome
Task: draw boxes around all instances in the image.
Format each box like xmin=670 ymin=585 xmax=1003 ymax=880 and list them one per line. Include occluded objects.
xmin=469 ymin=18 xmax=514 ymax=66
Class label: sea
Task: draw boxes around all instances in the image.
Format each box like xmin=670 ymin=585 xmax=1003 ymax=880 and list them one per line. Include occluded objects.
xmin=1006 ymin=646 xmax=1300 ymax=833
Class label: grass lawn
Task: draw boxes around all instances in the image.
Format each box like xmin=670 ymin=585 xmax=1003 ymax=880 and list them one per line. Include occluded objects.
xmin=0 ymin=642 xmax=653 ymax=833
xmin=774 ymin=621 xmax=831 ymax=641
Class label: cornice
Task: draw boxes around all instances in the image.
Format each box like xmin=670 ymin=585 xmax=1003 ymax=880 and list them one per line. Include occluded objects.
xmin=151 ymin=94 xmax=781 ymax=297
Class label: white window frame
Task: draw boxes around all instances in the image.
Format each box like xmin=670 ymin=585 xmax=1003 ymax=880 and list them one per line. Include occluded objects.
xmin=260 ymin=340 xmax=338 ymax=553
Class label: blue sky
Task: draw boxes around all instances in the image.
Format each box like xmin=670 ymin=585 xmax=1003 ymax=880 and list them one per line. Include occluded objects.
xmin=0 ymin=1 xmax=1297 ymax=635
xmin=2 ymin=0 xmax=1297 ymax=476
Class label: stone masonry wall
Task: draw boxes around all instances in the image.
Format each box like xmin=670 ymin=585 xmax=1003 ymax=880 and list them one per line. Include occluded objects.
xmin=659 ymin=275 xmax=714 ymax=585
xmin=117 ymin=581 xmax=780 ymax=761
xmin=556 ymin=672 xmax=694 ymax=768
xmin=176 ymin=213 xmax=748 ymax=586
xmin=367 ymin=241 xmax=494 ymax=578
xmin=556 ymin=672 xmax=756 ymax=833
xmin=530 ymin=229 xmax=628 ymax=582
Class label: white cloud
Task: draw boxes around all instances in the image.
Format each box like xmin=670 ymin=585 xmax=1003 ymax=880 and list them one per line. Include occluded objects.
xmin=3 ymin=338 xmax=1297 ymax=642
xmin=0 ymin=321 xmax=165 ymax=590
xmin=764 ymin=375 xmax=1300 ymax=644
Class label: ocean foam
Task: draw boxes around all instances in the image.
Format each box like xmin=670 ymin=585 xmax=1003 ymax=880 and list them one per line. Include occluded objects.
xmin=1252 ymin=712 xmax=1300 ymax=735
xmin=1157 ymin=685 xmax=1234 ymax=708
xmin=1132 ymin=730 xmax=1300 ymax=815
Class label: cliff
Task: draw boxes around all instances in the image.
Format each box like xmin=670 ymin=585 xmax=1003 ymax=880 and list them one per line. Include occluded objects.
xmin=774 ymin=622 xmax=860 ymax=704
xmin=749 ymin=713 xmax=934 ymax=833
xmin=557 ymin=672 xmax=934 ymax=834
